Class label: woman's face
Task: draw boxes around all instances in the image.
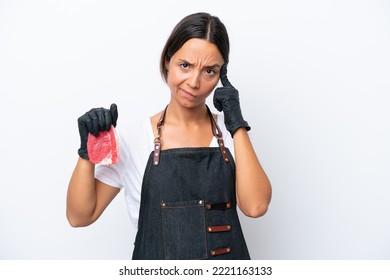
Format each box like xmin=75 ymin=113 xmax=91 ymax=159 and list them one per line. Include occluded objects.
xmin=166 ymin=38 xmax=224 ymax=108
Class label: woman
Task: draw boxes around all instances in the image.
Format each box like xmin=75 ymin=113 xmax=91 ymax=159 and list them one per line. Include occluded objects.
xmin=67 ymin=12 xmax=271 ymax=260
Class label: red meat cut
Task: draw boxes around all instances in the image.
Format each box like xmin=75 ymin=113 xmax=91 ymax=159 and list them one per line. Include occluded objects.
xmin=87 ymin=125 xmax=119 ymax=165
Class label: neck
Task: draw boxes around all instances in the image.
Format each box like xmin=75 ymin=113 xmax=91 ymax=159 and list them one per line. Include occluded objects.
xmin=166 ymin=101 xmax=209 ymax=125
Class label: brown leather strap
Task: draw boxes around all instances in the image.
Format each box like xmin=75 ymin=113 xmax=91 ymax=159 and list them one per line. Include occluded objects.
xmin=153 ymin=105 xmax=229 ymax=166
xmin=206 ymin=106 xmax=229 ymax=163
xmin=210 ymin=247 xmax=231 ymax=256
xmin=206 ymin=201 xmax=232 ymax=210
xmin=153 ymin=105 xmax=168 ymax=166
xmin=207 ymin=225 xmax=231 ymax=233
xmin=153 ymin=139 xmax=161 ymax=166
xmin=156 ymin=105 xmax=167 ymax=131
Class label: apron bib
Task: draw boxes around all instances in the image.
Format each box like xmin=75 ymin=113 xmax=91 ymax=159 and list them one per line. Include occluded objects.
xmin=132 ymin=106 xmax=250 ymax=260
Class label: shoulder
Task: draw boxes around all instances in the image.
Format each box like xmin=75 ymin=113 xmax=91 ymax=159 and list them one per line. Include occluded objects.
xmin=214 ymin=112 xmax=231 ymax=142
xmin=117 ymin=116 xmax=154 ymax=154
xmin=211 ymin=111 xmax=235 ymax=159
xmin=149 ymin=109 xmax=166 ymax=140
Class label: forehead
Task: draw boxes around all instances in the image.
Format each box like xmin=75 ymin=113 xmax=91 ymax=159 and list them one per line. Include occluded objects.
xmin=173 ymin=38 xmax=223 ymax=63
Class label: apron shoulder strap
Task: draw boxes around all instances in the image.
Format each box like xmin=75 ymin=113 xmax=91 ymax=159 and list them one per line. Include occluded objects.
xmin=152 ymin=105 xmax=167 ymax=166
xmin=206 ymin=106 xmax=230 ymax=163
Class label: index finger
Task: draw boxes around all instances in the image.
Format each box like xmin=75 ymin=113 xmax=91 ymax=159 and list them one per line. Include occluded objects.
xmin=220 ymin=64 xmax=232 ymax=87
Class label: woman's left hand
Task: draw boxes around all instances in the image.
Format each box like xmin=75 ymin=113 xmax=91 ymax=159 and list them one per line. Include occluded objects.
xmin=213 ymin=64 xmax=250 ymax=137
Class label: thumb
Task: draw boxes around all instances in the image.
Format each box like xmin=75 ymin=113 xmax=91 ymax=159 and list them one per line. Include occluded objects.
xmin=110 ymin=103 xmax=118 ymax=127
xmin=220 ymin=64 xmax=232 ymax=87
xmin=213 ymin=91 xmax=223 ymax=112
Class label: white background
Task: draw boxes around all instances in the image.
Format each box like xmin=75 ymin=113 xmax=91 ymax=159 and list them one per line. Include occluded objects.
xmin=1 ymin=0 xmax=389 ymax=259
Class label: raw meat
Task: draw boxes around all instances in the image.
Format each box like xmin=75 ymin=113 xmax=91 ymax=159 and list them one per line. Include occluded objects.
xmin=87 ymin=125 xmax=119 ymax=165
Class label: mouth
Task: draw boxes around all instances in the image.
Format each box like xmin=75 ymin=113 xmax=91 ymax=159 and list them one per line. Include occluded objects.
xmin=180 ymin=88 xmax=196 ymax=100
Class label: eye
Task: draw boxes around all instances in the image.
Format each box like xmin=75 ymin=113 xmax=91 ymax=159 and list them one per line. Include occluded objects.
xmin=180 ymin=63 xmax=190 ymax=69
xmin=205 ymin=68 xmax=216 ymax=76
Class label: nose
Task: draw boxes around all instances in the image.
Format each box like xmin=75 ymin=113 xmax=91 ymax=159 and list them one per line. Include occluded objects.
xmin=187 ymin=70 xmax=201 ymax=89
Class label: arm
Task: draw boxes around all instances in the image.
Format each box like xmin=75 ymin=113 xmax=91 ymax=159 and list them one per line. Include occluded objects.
xmin=233 ymin=128 xmax=272 ymax=217
xmin=214 ymin=65 xmax=272 ymax=218
xmin=66 ymin=104 xmax=120 ymax=227
xmin=66 ymin=158 xmax=120 ymax=227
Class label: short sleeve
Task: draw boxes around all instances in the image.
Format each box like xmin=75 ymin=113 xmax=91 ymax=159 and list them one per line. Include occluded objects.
xmin=94 ymin=128 xmax=129 ymax=189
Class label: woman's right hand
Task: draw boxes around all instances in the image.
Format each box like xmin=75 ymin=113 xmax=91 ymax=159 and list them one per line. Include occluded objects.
xmin=77 ymin=103 xmax=118 ymax=160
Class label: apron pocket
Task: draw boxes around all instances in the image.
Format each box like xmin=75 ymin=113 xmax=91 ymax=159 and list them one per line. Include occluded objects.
xmin=160 ymin=199 xmax=207 ymax=260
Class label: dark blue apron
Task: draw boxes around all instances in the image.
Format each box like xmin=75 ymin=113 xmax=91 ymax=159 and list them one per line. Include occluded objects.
xmin=132 ymin=106 xmax=250 ymax=260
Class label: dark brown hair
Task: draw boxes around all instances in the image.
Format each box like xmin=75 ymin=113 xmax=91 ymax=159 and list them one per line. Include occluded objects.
xmin=160 ymin=12 xmax=230 ymax=82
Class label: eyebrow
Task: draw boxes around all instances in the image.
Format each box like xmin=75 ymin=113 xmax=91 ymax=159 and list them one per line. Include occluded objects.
xmin=177 ymin=59 xmax=222 ymax=69
xmin=207 ymin=63 xmax=222 ymax=68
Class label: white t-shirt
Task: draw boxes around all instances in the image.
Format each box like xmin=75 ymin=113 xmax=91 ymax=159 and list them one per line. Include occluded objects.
xmin=95 ymin=113 xmax=234 ymax=232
